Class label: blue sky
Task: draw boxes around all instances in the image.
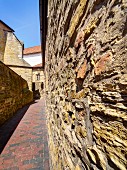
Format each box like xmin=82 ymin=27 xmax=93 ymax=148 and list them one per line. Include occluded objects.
xmin=0 ymin=0 xmax=40 ymax=48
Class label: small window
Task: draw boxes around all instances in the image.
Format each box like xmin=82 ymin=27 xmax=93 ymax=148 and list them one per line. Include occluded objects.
xmin=36 ymin=73 xmax=40 ymax=80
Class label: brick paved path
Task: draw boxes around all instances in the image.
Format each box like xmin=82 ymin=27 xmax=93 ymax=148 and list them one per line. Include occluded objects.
xmin=0 ymin=98 xmax=50 ymax=170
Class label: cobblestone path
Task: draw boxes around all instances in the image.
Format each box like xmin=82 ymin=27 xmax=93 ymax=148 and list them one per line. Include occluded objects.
xmin=0 ymin=98 xmax=50 ymax=170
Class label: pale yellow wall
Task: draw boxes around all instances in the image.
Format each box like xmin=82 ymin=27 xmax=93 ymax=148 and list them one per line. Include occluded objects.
xmin=10 ymin=67 xmax=33 ymax=91
xmin=32 ymin=69 xmax=45 ymax=97
xmin=32 ymin=69 xmax=44 ymax=82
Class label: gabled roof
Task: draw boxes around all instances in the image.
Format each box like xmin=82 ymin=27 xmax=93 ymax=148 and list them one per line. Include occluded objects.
xmin=0 ymin=20 xmax=14 ymax=32
xmin=33 ymin=63 xmax=42 ymax=68
xmin=23 ymin=45 xmax=41 ymax=55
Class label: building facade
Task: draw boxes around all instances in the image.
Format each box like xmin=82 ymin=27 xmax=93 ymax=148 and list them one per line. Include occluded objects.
xmin=0 ymin=20 xmax=14 ymax=62
xmin=0 ymin=20 xmax=32 ymax=90
xmin=23 ymin=46 xmax=45 ymax=98
xmin=32 ymin=63 xmax=45 ymax=98
xmin=23 ymin=46 xmax=42 ymax=66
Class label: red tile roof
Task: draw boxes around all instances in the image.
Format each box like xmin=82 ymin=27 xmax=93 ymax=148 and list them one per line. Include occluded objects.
xmin=23 ymin=45 xmax=41 ymax=55
xmin=33 ymin=63 xmax=42 ymax=68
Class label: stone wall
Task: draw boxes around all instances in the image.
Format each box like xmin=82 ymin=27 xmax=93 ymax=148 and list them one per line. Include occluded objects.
xmin=0 ymin=61 xmax=33 ymax=126
xmin=3 ymin=32 xmax=32 ymax=90
xmin=0 ymin=22 xmax=12 ymax=62
xmin=4 ymin=32 xmax=23 ymax=64
xmin=9 ymin=66 xmax=33 ymax=91
xmin=45 ymin=0 xmax=127 ymax=169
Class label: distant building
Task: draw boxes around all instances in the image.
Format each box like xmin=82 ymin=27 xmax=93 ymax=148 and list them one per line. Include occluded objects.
xmin=23 ymin=46 xmax=45 ymax=98
xmin=0 ymin=20 xmax=32 ymax=90
xmin=0 ymin=20 xmax=44 ymax=97
xmin=32 ymin=63 xmax=44 ymax=98
xmin=23 ymin=46 xmax=42 ymax=66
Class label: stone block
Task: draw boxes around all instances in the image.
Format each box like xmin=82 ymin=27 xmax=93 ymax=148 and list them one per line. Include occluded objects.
xmin=45 ymin=0 xmax=127 ymax=169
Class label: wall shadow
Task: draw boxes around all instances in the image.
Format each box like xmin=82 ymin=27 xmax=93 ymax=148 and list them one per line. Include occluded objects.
xmin=0 ymin=101 xmax=37 ymax=154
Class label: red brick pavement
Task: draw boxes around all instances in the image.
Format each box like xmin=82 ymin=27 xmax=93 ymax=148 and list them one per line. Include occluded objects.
xmin=0 ymin=99 xmax=50 ymax=170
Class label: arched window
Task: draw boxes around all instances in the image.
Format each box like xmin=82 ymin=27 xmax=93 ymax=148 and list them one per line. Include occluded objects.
xmin=36 ymin=73 xmax=40 ymax=80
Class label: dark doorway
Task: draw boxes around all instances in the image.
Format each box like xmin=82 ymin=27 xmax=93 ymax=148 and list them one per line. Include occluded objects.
xmin=32 ymin=82 xmax=35 ymax=91
xmin=41 ymin=82 xmax=44 ymax=90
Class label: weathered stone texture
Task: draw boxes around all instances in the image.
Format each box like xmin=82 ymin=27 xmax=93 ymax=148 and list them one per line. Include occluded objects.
xmin=0 ymin=61 xmax=33 ymax=126
xmin=9 ymin=66 xmax=33 ymax=91
xmin=4 ymin=32 xmax=26 ymax=65
xmin=46 ymin=0 xmax=127 ymax=169
xmin=3 ymin=32 xmax=32 ymax=90
xmin=0 ymin=22 xmax=12 ymax=62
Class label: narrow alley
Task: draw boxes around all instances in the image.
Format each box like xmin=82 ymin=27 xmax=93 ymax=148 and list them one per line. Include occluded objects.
xmin=0 ymin=0 xmax=126 ymax=169
xmin=0 ymin=98 xmax=50 ymax=170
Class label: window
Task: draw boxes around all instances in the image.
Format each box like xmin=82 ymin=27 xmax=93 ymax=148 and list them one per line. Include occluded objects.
xmin=36 ymin=73 xmax=40 ymax=81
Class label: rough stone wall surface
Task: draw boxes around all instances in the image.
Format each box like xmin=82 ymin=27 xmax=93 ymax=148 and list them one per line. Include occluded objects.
xmin=0 ymin=61 xmax=33 ymax=126
xmin=4 ymin=32 xmax=29 ymax=67
xmin=10 ymin=67 xmax=33 ymax=91
xmin=0 ymin=22 xmax=12 ymax=62
xmin=45 ymin=0 xmax=127 ymax=170
xmin=3 ymin=32 xmax=32 ymax=90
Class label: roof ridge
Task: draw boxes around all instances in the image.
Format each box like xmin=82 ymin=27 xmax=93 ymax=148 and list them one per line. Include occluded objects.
xmin=33 ymin=63 xmax=42 ymax=68
xmin=24 ymin=45 xmax=41 ymax=49
xmin=23 ymin=45 xmax=42 ymax=55
xmin=0 ymin=20 xmax=14 ymax=32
